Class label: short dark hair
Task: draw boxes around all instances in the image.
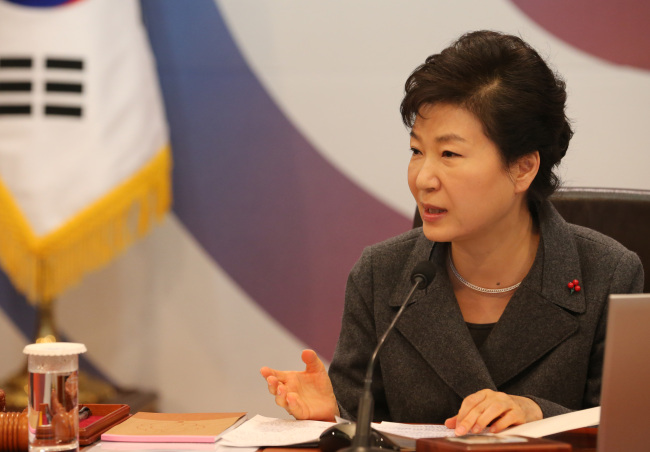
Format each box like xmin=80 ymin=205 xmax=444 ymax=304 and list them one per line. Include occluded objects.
xmin=400 ymin=30 xmax=573 ymax=205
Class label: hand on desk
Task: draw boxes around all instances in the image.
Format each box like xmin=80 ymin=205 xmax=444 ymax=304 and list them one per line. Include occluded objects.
xmin=260 ymin=349 xmax=340 ymax=421
xmin=444 ymin=389 xmax=542 ymax=435
xmin=261 ymin=355 xmax=542 ymax=433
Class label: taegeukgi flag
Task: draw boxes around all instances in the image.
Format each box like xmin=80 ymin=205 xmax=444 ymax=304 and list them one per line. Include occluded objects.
xmin=0 ymin=0 xmax=172 ymax=302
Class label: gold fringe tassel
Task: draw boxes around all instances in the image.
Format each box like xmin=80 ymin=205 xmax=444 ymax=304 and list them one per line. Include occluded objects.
xmin=0 ymin=145 xmax=172 ymax=303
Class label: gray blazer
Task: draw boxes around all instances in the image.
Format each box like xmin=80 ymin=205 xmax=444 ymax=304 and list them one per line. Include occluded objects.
xmin=329 ymin=201 xmax=643 ymax=423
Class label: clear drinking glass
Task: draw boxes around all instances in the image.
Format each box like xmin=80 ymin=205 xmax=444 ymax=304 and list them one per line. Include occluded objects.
xmin=23 ymin=343 xmax=87 ymax=452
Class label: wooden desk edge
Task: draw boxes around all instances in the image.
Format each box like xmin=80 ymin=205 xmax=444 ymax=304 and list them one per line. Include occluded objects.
xmin=260 ymin=427 xmax=599 ymax=452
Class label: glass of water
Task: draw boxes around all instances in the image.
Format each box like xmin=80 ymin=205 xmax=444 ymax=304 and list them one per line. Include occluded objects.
xmin=23 ymin=343 xmax=87 ymax=452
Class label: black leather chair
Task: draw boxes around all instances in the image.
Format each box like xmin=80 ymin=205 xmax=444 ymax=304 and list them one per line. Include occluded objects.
xmin=412 ymin=187 xmax=650 ymax=292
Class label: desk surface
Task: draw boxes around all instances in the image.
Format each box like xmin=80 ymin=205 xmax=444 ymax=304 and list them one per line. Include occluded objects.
xmin=261 ymin=428 xmax=598 ymax=452
xmin=82 ymin=427 xmax=598 ymax=451
xmin=545 ymin=428 xmax=598 ymax=451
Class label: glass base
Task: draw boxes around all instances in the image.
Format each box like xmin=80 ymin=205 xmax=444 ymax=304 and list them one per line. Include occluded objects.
xmin=29 ymin=441 xmax=79 ymax=452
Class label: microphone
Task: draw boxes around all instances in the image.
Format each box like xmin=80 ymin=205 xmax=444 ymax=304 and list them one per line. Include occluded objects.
xmin=340 ymin=260 xmax=436 ymax=452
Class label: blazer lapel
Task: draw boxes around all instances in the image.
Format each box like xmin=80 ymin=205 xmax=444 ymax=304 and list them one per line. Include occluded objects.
xmin=389 ymin=202 xmax=585 ymax=396
xmin=480 ymin=284 xmax=578 ymax=387
xmin=390 ymin=239 xmax=497 ymax=399
xmin=481 ymin=202 xmax=584 ymax=387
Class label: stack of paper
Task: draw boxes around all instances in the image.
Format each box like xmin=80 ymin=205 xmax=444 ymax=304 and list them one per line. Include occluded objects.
xmin=219 ymin=414 xmax=335 ymax=447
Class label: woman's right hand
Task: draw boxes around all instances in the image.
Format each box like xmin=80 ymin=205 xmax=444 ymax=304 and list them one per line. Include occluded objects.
xmin=260 ymin=349 xmax=339 ymax=421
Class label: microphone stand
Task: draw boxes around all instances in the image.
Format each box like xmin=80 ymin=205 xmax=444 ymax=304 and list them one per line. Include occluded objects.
xmin=341 ymin=266 xmax=433 ymax=452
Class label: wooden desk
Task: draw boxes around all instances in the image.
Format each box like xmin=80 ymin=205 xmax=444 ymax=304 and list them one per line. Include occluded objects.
xmin=545 ymin=427 xmax=598 ymax=451
xmin=261 ymin=427 xmax=599 ymax=452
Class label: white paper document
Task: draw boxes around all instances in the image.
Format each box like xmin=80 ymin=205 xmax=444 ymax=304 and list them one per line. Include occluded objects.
xmin=218 ymin=414 xmax=457 ymax=447
xmin=373 ymin=422 xmax=456 ymax=439
xmin=218 ymin=408 xmax=597 ymax=448
xmin=497 ymin=406 xmax=600 ymax=438
xmin=219 ymin=415 xmax=335 ymax=447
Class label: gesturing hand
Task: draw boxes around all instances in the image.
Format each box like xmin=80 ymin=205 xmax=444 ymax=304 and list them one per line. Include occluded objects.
xmin=260 ymin=349 xmax=339 ymax=421
xmin=444 ymin=389 xmax=542 ymax=435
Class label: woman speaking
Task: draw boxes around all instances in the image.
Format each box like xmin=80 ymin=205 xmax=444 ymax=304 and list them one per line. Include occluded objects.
xmin=260 ymin=30 xmax=643 ymax=435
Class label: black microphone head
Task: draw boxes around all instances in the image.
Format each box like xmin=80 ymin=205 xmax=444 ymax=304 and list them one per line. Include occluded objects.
xmin=410 ymin=261 xmax=436 ymax=289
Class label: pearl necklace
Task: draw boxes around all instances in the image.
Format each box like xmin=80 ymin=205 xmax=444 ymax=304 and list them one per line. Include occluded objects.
xmin=448 ymin=254 xmax=521 ymax=294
